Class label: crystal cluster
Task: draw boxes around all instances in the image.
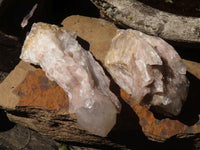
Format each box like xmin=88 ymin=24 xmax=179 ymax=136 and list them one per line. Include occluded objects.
xmin=20 ymin=22 xmax=121 ymax=137
xmin=105 ymin=29 xmax=189 ymax=116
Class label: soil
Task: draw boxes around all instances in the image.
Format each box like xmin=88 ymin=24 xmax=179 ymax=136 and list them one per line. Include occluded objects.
xmin=138 ymin=0 xmax=200 ymax=17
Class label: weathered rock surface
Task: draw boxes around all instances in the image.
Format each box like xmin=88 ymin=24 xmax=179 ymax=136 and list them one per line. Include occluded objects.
xmin=62 ymin=15 xmax=200 ymax=141
xmin=0 ymin=123 xmax=60 ymax=150
xmin=19 ymin=22 xmax=120 ymax=137
xmin=0 ymin=61 xmax=130 ymax=149
xmin=90 ymin=0 xmax=200 ymax=47
xmin=105 ymin=29 xmax=189 ymax=116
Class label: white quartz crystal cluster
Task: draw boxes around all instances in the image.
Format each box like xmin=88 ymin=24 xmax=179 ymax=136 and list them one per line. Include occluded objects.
xmin=20 ymin=22 xmax=121 ymax=137
xmin=105 ymin=29 xmax=189 ymax=116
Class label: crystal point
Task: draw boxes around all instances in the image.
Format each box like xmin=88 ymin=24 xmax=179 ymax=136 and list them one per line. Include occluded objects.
xmin=20 ymin=22 xmax=120 ymax=136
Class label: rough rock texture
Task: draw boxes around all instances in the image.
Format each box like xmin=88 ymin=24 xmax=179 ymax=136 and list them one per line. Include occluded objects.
xmin=90 ymin=0 xmax=200 ymax=47
xmin=14 ymin=69 xmax=69 ymax=112
xmin=62 ymin=15 xmax=200 ymax=141
xmin=0 ymin=61 xmax=130 ymax=149
xmin=20 ymin=22 xmax=120 ymax=137
xmin=105 ymin=29 xmax=189 ymax=116
xmin=0 ymin=123 xmax=60 ymax=150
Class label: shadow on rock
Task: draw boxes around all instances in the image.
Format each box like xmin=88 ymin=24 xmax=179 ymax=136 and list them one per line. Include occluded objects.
xmin=107 ymin=80 xmax=151 ymax=149
xmin=0 ymin=109 xmax=15 ymax=132
xmin=176 ymin=73 xmax=200 ymax=126
xmin=149 ymin=70 xmax=200 ymax=127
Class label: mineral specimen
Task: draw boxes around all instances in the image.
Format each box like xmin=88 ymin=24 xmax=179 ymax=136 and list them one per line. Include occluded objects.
xmin=20 ymin=22 xmax=121 ymax=137
xmin=105 ymin=29 xmax=189 ymax=116
xmin=21 ymin=3 xmax=38 ymax=28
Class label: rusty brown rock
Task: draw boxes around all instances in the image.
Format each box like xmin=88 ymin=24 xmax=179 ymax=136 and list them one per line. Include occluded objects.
xmin=13 ymin=69 xmax=69 ymax=112
xmin=0 ymin=61 xmax=36 ymax=109
xmin=0 ymin=61 xmax=69 ymax=113
xmin=120 ymin=89 xmax=190 ymax=141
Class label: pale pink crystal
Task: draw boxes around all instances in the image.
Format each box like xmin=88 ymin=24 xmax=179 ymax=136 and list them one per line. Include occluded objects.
xmin=105 ymin=29 xmax=189 ymax=116
xmin=20 ymin=22 xmax=121 ymax=136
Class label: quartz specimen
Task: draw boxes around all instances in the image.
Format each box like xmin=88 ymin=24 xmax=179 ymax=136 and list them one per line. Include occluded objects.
xmin=21 ymin=3 xmax=38 ymax=28
xmin=105 ymin=29 xmax=189 ymax=116
xmin=20 ymin=22 xmax=121 ymax=137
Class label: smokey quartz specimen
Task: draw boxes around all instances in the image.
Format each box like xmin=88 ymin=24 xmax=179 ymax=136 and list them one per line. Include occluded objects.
xmin=105 ymin=29 xmax=189 ymax=116
xmin=20 ymin=22 xmax=121 ymax=137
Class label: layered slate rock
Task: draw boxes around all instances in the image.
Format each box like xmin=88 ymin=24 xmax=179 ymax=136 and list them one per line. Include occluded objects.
xmin=20 ymin=22 xmax=120 ymax=137
xmin=105 ymin=29 xmax=189 ymax=116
